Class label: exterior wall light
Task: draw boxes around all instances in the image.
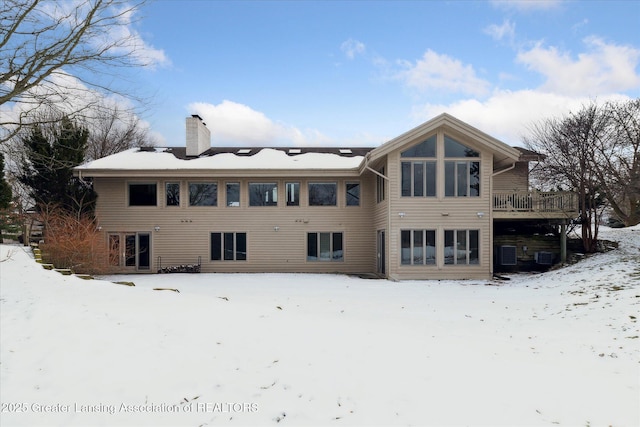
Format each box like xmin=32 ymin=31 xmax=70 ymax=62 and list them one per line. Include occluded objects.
xmin=398 ymin=212 xmax=406 ymax=218
xmin=476 ymin=212 xmax=485 ymax=218
xmin=154 ymin=226 xmax=161 ymax=232
xmin=274 ymin=226 xmax=280 ymax=231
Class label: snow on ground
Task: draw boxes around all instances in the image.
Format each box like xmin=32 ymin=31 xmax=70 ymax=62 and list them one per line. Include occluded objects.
xmin=1 ymin=226 xmax=638 ymax=426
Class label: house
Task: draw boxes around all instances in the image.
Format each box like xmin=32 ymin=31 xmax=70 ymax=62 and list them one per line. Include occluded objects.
xmin=74 ymin=114 xmax=577 ymax=280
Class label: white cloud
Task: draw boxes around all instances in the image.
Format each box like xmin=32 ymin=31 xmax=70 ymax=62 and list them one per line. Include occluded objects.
xmin=106 ymin=4 xmax=169 ymax=68
xmin=516 ymin=37 xmax=640 ymax=96
xmin=411 ymin=90 xmax=631 ymax=145
xmin=395 ymin=50 xmax=491 ymax=96
xmin=484 ymin=19 xmax=516 ymax=42
xmin=188 ymin=101 xmax=333 ymax=147
xmin=341 ymin=39 xmax=366 ymax=60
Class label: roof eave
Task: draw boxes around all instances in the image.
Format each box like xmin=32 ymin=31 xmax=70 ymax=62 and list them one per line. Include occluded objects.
xmin=74 ymin=167 xmax=363 ymax=179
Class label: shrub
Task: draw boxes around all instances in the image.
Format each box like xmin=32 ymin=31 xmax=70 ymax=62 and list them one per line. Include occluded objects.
xmin=38 ymin=205 xmax=107 ymax=274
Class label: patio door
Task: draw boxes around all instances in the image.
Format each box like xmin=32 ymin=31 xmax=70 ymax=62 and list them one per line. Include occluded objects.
xmin=109 ymin=232 xmax=151 ymax=270
xmin=377 ymin=230 xmax=386 ymax=276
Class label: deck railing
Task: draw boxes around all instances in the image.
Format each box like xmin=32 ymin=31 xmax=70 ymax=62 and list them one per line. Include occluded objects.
xmin=493 ymin=191 xmax=578 ymax=214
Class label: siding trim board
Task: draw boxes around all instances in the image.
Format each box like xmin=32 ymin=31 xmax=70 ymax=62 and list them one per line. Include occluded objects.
xmin=79 ymin=114 xmax=572 ymax=279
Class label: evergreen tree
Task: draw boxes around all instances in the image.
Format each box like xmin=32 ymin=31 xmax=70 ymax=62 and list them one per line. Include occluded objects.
xmin=0 ymin=153 xmax=15 ymax=243
xmin=18 ymin=117 xmax=96 ymax=215
xmin=0 ymin=153 xmax=11 ymax=210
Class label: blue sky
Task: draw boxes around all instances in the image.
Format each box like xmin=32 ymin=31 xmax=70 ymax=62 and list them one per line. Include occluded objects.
xmin=130 ymin=0 xmax=640 ymax=147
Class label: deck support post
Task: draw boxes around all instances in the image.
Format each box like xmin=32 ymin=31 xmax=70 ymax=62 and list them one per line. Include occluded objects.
xmin=560 ymin=220 xmax=567 ymax=264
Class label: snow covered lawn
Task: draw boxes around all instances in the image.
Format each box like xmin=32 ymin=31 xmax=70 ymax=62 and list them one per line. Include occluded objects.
xmin=1 ymin=227 xmax=638 ymax=426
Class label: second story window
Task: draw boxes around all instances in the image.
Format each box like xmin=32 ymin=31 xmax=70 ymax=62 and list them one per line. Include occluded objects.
xmin=376 ymin=167 xmax=385 ymax=203
xmin=249 ymin=183 xmax=278 ymax=206
xmin=308 ymin=183 xmax=337 ymax=206
xmin=189 ymin=183 xmax=217 ymax=206
xmin=346 ymin=182 xmax=360 ymax=206
xmin=226 ymin=183 xmax=240 ymax=207
xmin=129 ymin=183 xmax=157 ymax=206
xmin=165 ymin=182 xmax=180 ymax=206
xmin=401 ymin=136 xmax=437 ymax=198
xmin=445 ymin=161 xmax=480 ymax=197
xmin=444 ymin=135 xmax=480 ymax=197
xmin=401 ymin=161 xmax=436 ymax=197
xmin=286 ymin=182 xmax=300 ymax=206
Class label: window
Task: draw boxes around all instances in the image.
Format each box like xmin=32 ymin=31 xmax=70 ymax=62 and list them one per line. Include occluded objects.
xmin=308 ymin=183 xmax=337 ymax=206
xmin=444 ymin=230 xmax=479 ymax=265
xmin=307 ymin=232 xmax=343 ymax=261
xmin=166 ymin=183 xmax=180 ymax=206
xmin=249 ymin=183 xmax=278 ymax=206
xmin=401 ymin=230 xmax=436 ymax=265
xmin=445 ymin=161 xmax=480 ymax=197
xmin=401 ymin=136 xmax=436 ymax=198
xmin=286 ymin=182 xmax=300 ymax=206
xmin=444 ymin=135 xmax=479 ymax=157
xmin=129 ymin=183 xmax=157 ymax=206
xmin=376 ymin=167 xmax=385 ymax=203
xmin=189 ymin=183 xmax=217 ymax=206
xmin=211 ymin=232 xmax=247 ymax=261
xmin=346 ymin=182 xmax=360 ymax=206
xmin=401 ymin=161 xmax=436 ymax=197
xmin=226 ymin=183 xmax=240 ymax=207
xmin=443 ymin=136 xmax=480 ymax=197
xmin=401 ymin=135 xmax=436 ymax=158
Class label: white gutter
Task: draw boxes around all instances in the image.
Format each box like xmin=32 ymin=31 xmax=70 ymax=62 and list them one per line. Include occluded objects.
xmin=492 ymin=162 xmax=516 ymax=177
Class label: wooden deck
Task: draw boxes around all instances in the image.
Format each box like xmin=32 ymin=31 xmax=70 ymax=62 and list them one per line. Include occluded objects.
xmin=493 ymin=191 xmax=578 ymax=219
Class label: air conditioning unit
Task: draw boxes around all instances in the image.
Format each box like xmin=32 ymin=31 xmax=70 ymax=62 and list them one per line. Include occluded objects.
xmin=499 ymin=245 xmax=517 ymax=265
xmin=535 ymin=251 xmax=554 ymax=265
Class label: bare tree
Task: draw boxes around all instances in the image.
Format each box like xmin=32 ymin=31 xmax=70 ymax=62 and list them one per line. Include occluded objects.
xmin=592 ymin=99 xmax=640 ymax=226
xmin=0 ymin=0 xmax=161 ymax=143
xmin=85 ymin=101 xmax=155 ymax=161
xmin=524 ymin=102 xmax=607 ymax=252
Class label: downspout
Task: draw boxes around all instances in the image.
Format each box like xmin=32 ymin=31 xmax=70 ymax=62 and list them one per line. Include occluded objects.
xmin=363 ymin=153 xmax=392 ymax=279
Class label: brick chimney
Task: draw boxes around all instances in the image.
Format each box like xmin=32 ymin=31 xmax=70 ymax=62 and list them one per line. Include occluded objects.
xmin=186 ymin=115 xmax=211 ymax=156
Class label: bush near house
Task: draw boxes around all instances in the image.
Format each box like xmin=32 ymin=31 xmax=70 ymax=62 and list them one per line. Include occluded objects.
xmin=38 ymin=207 xmax=107 ymax=274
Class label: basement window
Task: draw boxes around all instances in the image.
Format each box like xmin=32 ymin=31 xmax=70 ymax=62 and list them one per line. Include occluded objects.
xmin=211 ymin=232 xmax=247 ymax=261
xmin=307 ymin=232 xmax=343 ymax=262
xmin=444 ymin=230 xmax=479 ymax=265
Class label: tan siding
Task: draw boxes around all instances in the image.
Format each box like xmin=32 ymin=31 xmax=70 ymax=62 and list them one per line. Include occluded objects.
xmin=494 ymin=162 xmax=529 ymax=192
xmin=94 ymin=176 xmax=375 ymax=274
xmin=385 ymin=131 xmax=493 ymax=280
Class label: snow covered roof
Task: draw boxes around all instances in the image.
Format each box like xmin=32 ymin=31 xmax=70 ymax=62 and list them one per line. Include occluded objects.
xmin=75 ymin=146 xmax=373 ymax=177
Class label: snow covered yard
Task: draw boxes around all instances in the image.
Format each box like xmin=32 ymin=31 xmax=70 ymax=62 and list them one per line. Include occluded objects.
xmin=1 ymin=227 xmax=638 ymax=426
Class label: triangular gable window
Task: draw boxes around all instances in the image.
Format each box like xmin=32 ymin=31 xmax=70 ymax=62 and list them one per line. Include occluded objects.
xmin=401 ymin=135 xmax=436 ymax=158
xmin=444 ymin=135 xmax=479 ymax=157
